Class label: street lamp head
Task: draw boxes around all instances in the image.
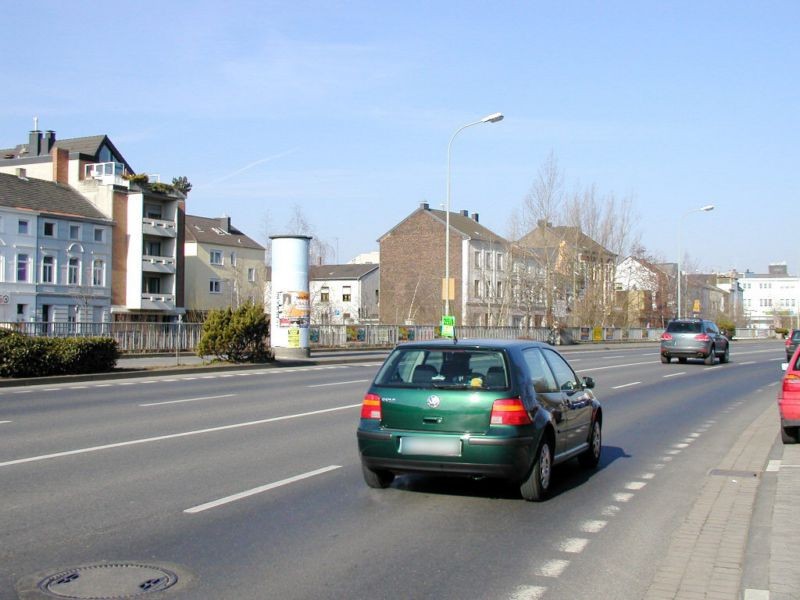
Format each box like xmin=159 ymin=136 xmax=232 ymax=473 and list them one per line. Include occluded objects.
xmin=481 ymin=112 xmax=504 ymax=123
xmin=700 ymin=204 xmax=714 ymax=212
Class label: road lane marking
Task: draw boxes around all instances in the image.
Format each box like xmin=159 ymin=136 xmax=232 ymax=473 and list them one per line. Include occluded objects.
xmin=12 ymin=390 xmax=31 ymax=394
xmin=307 ymin=379 xmax=370 ymax=388
xmin=602 ymin=505 xmax=621 ymax=516
xmin=663 ymin=372 xmax=686 ymax=378
xmin=766 ymin=460 xmax=781 ymax=472
xmin=625 ymin=481 xmax=647 ymax=490
xmin=674 ymin=443 xmax=689 ymax=448
xmin=603 ymin=355 xmax=625 ymax=359
xmin=641 ymin=473 xmax=655 ymax=479
xmin=580 ymin=520 xmax=607 ymax=533
xmin=0 ymin=403 xmax=361 ymax=469
xmin=140 ymin=394 xmax=236 ymax=407
xmin=739 ymin=361 xmax=756 ymax=366
xmin=184 ymin=465 xmax=341 ymax=514
xmin=614 ymin=493 xmax=634 ymax=502
xmin=535 ymin=559 xmax=570 ymax=577
xmin=612 ymin=382 xmax=641 ymax=389
xmin=743 ymin=589 xmax=770 ymax=600
xmin=768 ymin=381 xmax=779 ymax=387
xmin=0 ymin=421 xmax=11 ymax=424
xmin=510 ymin=586 xmax=547 ymax=600
xmin=580 ymin=361 xmax=653 ymax=373
xmin=559 ymin=538 xmax=589 ymax=553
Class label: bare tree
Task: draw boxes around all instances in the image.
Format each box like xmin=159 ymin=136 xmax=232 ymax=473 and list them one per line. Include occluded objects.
xmin=284 ymin=204 xmax=334 ymax=266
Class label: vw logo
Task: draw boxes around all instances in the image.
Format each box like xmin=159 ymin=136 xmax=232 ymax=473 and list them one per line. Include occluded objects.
xmin=427 ymin=395 xmax=441 ymax=409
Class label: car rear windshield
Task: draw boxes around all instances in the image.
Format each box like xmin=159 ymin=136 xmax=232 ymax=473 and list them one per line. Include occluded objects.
xmin=792 ymin=330 xmax=800 ymax=341
xmin=666 ymin=321 xmax=702 ymax=333
xmin=374 ymin=347 xmax=510 ymax=390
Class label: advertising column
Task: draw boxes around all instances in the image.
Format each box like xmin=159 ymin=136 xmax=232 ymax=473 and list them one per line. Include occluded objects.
xmin=270 ymin=235 xmax=312 ymax=359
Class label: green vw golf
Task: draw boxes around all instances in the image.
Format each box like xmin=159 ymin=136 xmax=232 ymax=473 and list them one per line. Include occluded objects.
xmin=357 ymin=339 xmax=602 ymax=501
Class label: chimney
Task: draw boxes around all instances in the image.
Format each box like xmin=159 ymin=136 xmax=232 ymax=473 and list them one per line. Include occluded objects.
xmin=28 ymin=130 xmax=42 ymax=156
xmin=218 ymin=215 xmax=231 ymax=233
xmin=419 ymin=202 xmax=429 ymax=210
xmin=15 ymin=167 xmax=27 ymax=179
xmin=52 ymin=147 xmax=69 ymax=184
xmin=471 ymin=212 xmax=479 ymax=222
xmin=460 ymin=209 xmax=468 ymax=217
xmin=42 ymin=130 xmax=56 ymax=154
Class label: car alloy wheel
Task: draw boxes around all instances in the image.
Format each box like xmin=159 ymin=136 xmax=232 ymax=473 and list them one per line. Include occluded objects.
xmin=579 ymin=420 xmax=602 ymax=468
xmin=520 ymin=439 xmax=551 ymax=502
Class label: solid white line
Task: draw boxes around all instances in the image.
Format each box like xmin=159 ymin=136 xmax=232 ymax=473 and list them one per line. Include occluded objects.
xmin=184 ymin=465 xmax=341 ymax=514
xmin=140 ymin=394 xmax=236 ymax=407
xmin=663 ymin=372 xmax=686 ymax=378
xmin=612 ymin=381 xmax=640 ymax=389
xmin=0 ymin=403 xmax=361 ymax=469
xmin=307 ymin=379 xmax=370 ymax=388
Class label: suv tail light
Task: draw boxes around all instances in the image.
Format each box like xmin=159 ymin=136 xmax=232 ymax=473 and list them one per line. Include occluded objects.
xmin=694 ymin=333 xmax=710 ymax=341
xmin=786 ymin=338 xmax=792 ymax=347
xmin=660 ymin=333 xmax=672 ymax=341
xmin=490 ymin=398 xmax=532 ymax=426
xmin=360 ymin=393 xmax=382 ymax=420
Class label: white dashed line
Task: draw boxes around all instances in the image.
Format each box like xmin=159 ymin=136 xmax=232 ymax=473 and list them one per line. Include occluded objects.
xmin=0 ymin=421 xmax=12 ymax=425
xmin=689 ymin=433 xmax=701 ymax=438
xmin=119 ymin=382 xmax=135 ymax=386
xmin=653 ymin=463 xmax=666 ymax=470
xmin=641 ymin=473 xmax=655 ymax=480
xmin=559 ymin=538 xmax=589 ymax=553
xmin=69 ymin=386 xmax=88 ymax=390
xmin=580 ymin=520 xmax=607 ymax=533
xmin=95 ymin=384 xmax=112 ymax=388
xmin=625 ymin=481 xmax=647 ymax=490
xmin=662 ymin=456 xmax=674 ymax=462
xmin=674 ymin=443 xmax=690 ymax=449
xmin=140 ymin=394 xmax=236 ymax=407
xmin=614 ymin=493 xmax=634 ymax=502
xmin=612 ymin=382 xmax=641 ymax=390
xmin=739 ymin=361 xmax=756 ymax=366
xmin=768 ymin=381 xmax=779 ymax=387
xmin=666 ymin=450 xmax=681 ymax=455
xmin=184 ymin=465 xmax=341 ymax=514
xmin=510 ymin=586 xmax=548 ymax=600
xmin=663 ymin=372 xmax=686 ymax=378
xmin=602 ymin=505 xmax=621 ymax=517
xmin=535 ymin=559 xmax=570 ymax=578
xmin=13 ymin=390 xmax=32 ymax=394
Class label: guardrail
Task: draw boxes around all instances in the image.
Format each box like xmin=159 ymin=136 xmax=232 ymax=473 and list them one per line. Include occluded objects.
xmin=0 ymin=322 xmax=776 ymax=354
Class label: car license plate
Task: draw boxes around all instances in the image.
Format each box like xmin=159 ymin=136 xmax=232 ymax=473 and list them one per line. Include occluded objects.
xmin=399 ymin=437 xmax=461 ymax=457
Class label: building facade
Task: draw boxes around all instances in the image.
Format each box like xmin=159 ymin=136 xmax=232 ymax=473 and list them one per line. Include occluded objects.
xmin=309 ymin=263 xmax=379 ymax=324
xmin=740 ymin=263 xmax=800 ymax=328
xmin=0 ymin=171 xmax=113 ymax=325
xmin=184 ymin=215 xmax=265 ymax=316
xmin=0 ymin=128 xmax=186 ymax=321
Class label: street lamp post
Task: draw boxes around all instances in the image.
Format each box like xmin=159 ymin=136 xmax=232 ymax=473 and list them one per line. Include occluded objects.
xmin=677 ymin=204 xmax=714 ymax=319
xmin=444 ymin=112 xmax=504 ymax=319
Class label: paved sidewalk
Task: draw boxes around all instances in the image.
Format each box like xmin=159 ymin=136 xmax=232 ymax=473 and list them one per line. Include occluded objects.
xmin=644 ymin=397 xmax=799 ymax=600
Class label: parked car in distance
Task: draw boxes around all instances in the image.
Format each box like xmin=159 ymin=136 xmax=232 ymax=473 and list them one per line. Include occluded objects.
xmin=356 ymin=339 xmax=602 ymax=501
xmin=785 ymin=329 xmax=800 ymax=361
xmin=660 ymin=318 xmax=730 ymax=365
xmin=779 ymin=347 xmax=800 ymax=443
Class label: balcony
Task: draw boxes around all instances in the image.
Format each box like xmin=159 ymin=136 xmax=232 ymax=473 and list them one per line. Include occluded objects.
xmin=84 ymin=162 xmax=127 ymax=186
xmin=142 ymin=255 xmax=176 ymax=274
xmin=140 ymin=293 xmax=175 ymax=311
xmin=142 ymin=218 xmax=177 ymax=238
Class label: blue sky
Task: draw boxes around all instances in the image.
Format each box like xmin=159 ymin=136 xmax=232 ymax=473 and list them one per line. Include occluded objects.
xmin=3 ymin=2 xmax=797 ymax=273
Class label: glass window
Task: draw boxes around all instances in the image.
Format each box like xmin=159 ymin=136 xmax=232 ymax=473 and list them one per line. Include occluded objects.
xmin=373 ymin=347 xmax=508 ymax=389
xmin=209 ymin=279 xmax=222 ymax=293
xmin=248 ymin=268 xmax=256 ymax=283
xmin=69 ymin=224 xmax=80 ymax=240
xmin=68 ymin=258 xmax=80 ymax=285
xmin=342 ymin=286 xmax=352 ymax=302
xmin=474 ymin=251 xmax=481 ymax=268
xmin=94 ymin=228 xmax=104 ymax=242
xmin=543 ymin=349 xmax=580 ymax=391
xmin=210 ymin=250 xmax=223 ymax=265
xmin=474 ymin=280 xmax=481 ymax=297
xmin=17 ymin=254 xmax=29 ymax=282
xmin=320 ymin=286 xmax=330 ymax=302
xmin=42 ymin=256 xmax=54 ymax=283
xmin=145 ymin=277 xmax=161 ymax=294
xmin=18 ymin=220 xmax=29 ymax=235
xmin=43 ymin=222 xmax=55 ymax=237
xmin=93 ymin=260 xmax=104 ymax=286
xmin=522 ymin=348 xmax=558 ymax=393
xmin=230 ymin=252 xmax=237 ymax=266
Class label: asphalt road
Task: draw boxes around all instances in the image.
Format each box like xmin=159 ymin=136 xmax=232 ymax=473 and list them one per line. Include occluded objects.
xmin=0 ymin=341 xmax=784 ymax=599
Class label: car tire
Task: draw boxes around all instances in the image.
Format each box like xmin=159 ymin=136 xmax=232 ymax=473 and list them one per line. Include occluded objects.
xmin=578 ymin=420 xmax=602 ymax=468
xmin=781 ymin=426 xmax=798 ymax=444
xmin=361 ymin=463 xmax=395 ymax=488
xmin=661 ymin=355 xmax=670 ymax=364
xmin=704 ymin=346 xmax=715 ymax=365
xmin=720 ymin=345 xmax=730 ymax=364
xmin=520 ymin=439 xmax=552 ymax=502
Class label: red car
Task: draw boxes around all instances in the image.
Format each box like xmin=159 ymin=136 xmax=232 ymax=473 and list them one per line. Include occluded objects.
xmin=779 ymin=346 xmax=800 ymax=443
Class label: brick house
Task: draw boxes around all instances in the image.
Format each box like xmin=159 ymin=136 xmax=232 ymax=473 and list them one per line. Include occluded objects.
xmin=378 ymin=202 xmax=518 ymax=326
xmin=0 ymin=128 xmax=185 ymax=322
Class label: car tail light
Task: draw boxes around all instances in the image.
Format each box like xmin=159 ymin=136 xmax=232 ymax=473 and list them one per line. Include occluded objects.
xmin=786 ymin=338 xmax=792 ymax=347
xmin=694 ymin=333 xmax=710 ymax=341
xmin=660 ymin=332 xmax=672 ymax=341
xmin=490 ymin=398 xmax=532 ymax=426
xmin=360 ymin=393 xmax=382 ymax=420
xmin=783 ymin=373 xmax=800 ymax=389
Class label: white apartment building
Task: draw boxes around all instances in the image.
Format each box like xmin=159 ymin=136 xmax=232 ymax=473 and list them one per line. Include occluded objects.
xmin=740 ymin=263 xmax=800 ymax=328
xmin=309 ymin=263 xmax=380 ymax=324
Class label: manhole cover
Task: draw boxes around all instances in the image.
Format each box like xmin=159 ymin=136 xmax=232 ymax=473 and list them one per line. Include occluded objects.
xmin=37 ymin=563 xmax=178 ymax=599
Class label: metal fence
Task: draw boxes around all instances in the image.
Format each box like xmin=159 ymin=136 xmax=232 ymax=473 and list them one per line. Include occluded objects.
xmin=0 ymin=322 xmax=776 ymax=354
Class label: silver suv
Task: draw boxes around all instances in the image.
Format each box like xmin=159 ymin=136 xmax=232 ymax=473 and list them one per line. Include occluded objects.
xmin=660 ymin=318 xmax=730 ymax=365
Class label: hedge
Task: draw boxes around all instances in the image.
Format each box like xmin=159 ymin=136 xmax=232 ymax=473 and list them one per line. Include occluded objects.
xmin=0 ymin=330 xmax=119 ymax=378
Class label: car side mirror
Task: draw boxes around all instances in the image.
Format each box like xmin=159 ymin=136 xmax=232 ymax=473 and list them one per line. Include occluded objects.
xmin=782 ymin=362 xmax=789 ymax=372
xmin=582 ymin=376 xmax=595 ymax=389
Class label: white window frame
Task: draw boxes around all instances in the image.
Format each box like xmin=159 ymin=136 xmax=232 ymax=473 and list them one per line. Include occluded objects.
xmin=209 ymin=279 xmax=222 ymax=294
xmin=94 ymin=228 xmax=104 ymax=242
xmin=43 ymin=221 xmax=56 ymax=237
xmin=18 ymin=219 xmax=29 ymax=235
xmin=17 ymin=253 xmax=29 ymax=282
xmin=69 ymin=224 xmax=81 ymax=240
xmin=42 ymin=255 xmax=55 ymax=283
xmin=247 ymin=267 xmax=256 ymax=283
xmin=210 ymin=250 xmax=223 ymax=266
xmin=92 ymin=259 xmax=105 ymax=287
xmin=68 ymin=257 xmax=80 ymax=285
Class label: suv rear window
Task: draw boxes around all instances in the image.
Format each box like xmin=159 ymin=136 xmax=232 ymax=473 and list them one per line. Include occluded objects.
xmin=791 ymin=330 xmax=800 ymax=341
xmin=374 ymin=348 xmax=509 ymax=390
xmin=666 ymin=321 xmax=702 ymax=333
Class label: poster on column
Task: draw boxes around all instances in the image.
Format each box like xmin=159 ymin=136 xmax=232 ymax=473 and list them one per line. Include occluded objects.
xmin=277 ymin=291 xmax=310 ymax=328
